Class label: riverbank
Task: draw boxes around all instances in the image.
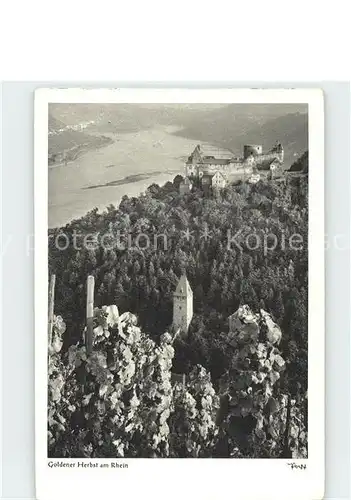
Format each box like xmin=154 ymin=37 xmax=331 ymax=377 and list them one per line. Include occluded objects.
xmin=48 ymin=127 xmax=199 ymax=228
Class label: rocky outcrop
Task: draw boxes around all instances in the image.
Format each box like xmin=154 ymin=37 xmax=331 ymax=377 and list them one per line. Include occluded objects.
xmin=228 ymin=304 xmax=282 ymax=345
xmin=219 ymin=305 xmax=291 ymax=456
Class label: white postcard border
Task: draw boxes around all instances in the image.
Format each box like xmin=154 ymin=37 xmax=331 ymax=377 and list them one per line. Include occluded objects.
xmin=35 ymin=88 xmax=324 ymax=500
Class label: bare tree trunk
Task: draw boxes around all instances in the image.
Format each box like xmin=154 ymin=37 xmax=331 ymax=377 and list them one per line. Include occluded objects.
xmin=48 ymin=274 xmax=56 ymax=348
xmin=86 ymin=275 xmax=95 ymax=355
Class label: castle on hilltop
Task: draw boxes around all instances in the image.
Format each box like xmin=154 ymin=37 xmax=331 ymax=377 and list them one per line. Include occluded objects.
xmin=179 ymin=142 xmax=284 ymax=193
xmin=172 ymin=274 xmax=193 ymax=336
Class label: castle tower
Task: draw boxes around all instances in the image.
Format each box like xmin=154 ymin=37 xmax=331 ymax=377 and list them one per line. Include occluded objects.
xmin=277 ymin=142 xmax=284 ymax=163
xmin=173 ymin=274 xmax=193 ymax=335
xmin=271 ymin=141 xmax=284 ymax=163
xmin=243 ymin=144 xmax=263 ymax=159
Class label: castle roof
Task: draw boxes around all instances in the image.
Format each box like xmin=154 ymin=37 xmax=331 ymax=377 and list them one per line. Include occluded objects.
xmin=186 ymin=144 xmax=234 ymax=164
xmin=213 ymin=170 xmax=226 ymax=178
xmin=204 ymin=170 xmax=226 ymax=179
xmin=198 ymin=144 xmax=234 ymax=160
xmin=174 ymin=274 xmax=193 ymax=296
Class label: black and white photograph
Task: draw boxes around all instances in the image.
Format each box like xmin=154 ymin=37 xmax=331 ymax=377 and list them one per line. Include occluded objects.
xmin=43 ymin=94 xmax=315 ymax=461
xmin=32 ymin=88 xmax=324 ymax=500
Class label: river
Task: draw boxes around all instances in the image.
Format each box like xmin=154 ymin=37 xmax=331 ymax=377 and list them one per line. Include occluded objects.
xmin=48 ymin=126 xmax=198 ymax=228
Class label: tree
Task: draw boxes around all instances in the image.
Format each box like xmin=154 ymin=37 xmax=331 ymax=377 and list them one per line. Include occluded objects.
xmin=49 ymin=174 xmax=308 ymax=458
xmin=173 ymin=175 xmax=184 ymax=190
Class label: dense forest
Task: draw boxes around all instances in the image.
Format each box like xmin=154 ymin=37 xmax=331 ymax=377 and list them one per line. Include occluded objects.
xmin=48 ymin=168 xmax=308 ymax=458
xmin=289 ymin=150 xmax=308 ymax=173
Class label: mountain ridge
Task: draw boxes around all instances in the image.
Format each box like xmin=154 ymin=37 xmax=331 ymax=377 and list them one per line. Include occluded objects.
xmin=48 ymin=103 xmax=308 ymax=167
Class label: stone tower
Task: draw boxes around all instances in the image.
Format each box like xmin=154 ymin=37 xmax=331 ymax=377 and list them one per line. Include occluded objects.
xmin=173 ymin=274 xmax=193 ymax=335
xmin=243 ymin=144 xmax=263 ymax=159
xmin=272 ymin=141 xmax=284 ymax=163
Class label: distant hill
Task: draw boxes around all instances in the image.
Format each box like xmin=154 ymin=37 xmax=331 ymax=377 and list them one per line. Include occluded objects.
xmin=230 ymin=113 xmax=308 ymax=167
xmin=48 ymin=115 xmax=67 ymax=131
xmin=49 ymin=103 xmax=214 ymax=135
xmin=50 ymin=103 xmax=306 ymax=136
xmin=48 ymin=103 xmax=308 ymax=168
xmin=48 ymin=113 xmax=112 ymax=166
xmin=173 ymin=105 xmax=308 ymax=168
xmin=48 ymin=104 xmax=228 ymax=165
xmin=50 ymin=103 xmax=151 ymax=134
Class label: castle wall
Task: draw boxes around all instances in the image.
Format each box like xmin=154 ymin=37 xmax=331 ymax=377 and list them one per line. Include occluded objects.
xmin=185 ymin=162 xmax=197 ymax=177
xmin=212 ymin=172 xmax=227 ymax=189
xmin=184 ymin=146 xmax=284 ymax=186
xmin=193 ymin=161 xmax=252 ymax=178
xmin=253 ymin=152 xmax=283 ymax=165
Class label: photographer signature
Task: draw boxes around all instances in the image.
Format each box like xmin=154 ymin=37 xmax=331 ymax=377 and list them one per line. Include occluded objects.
xmin=287 ymin=462 xmax=307 ymax=470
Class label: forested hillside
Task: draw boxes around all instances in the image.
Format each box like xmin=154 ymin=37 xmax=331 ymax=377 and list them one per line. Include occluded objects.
xmin=289 ymin=150 xmax=308 ymax=173
xmin=49 ymin=173 xmax=308 ymax=458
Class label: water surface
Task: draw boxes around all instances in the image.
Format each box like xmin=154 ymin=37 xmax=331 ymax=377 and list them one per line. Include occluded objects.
xmin=49 ymin=126 xmax=198 ymax=228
